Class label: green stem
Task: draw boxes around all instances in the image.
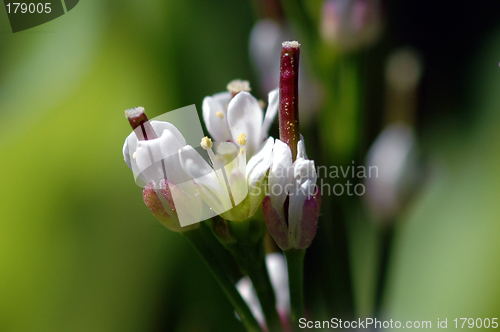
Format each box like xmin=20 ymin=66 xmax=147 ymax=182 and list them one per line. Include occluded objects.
xmin=199 ymin=221 xmax=242 ymax=283
xmin=374 ymin=223 xmax=395 ymax=316
xmin=183 ymin=229 xmax=263 ymax=332
xmin=285 ymin=249 xmax=306 ymax=332
xmin=230 ymin=220 xmax=284 ymax=332
xmin=246 ymin=254 xmax=283 ymax=332
xmin=279 ymin=0 xmax=317 ymax=47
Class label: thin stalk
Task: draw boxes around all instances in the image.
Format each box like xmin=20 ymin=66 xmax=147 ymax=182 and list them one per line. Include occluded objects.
xmin=199 ymin=221 xmax=242 ymax=283
xmin=183 ymin=229 xmax=263 ymax=332
xmin=374 ymin=223 xmax=395 ymax=316
xmin=230 ymin=220 xmax=284 ymax=332
xmin=279 ymin=0 xmax=317 ymax=47
xmin=246 ymin=255 xmax=284 ymax=332
xmin=285 ymin=249 xmax=306 ymax=332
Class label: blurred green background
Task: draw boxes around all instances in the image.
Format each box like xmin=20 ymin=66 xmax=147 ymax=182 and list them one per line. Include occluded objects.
xmin=1 ymin=0 xmax=500 ymax=331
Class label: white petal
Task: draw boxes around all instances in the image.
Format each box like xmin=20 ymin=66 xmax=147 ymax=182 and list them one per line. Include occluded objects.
xmin=179 ymin=145 xmax=233 ymax=214
xmin=268 ymin=139 xmax=293 ymax=214
xmin=266 ymin=253 xmax=290 ymax=315
xmin=297 ymin=135 xmax=308 ymax=159
xmin=294 ymin=159 xmax=317 ymax=190
xmin=227 ymin=91 xmax=264 ymax=158
xmin=151 ymin=121 xmax=187 ymax=146
xmin=288 ymin=158 xmax=317 ymax=246
xmin=202 ymin=92 xmax=232 ymax=142
xmin=179 ymin=146 xmax=218 ymax=183
xmin=247 ymin=137 xmax=274 ymax=187
xmin=133 ymin=129 xmax=185 ymax=184
xmin=122 ymin=132 xmax=137 ymax=170
xmin=158 ymin=131 xmax=191 ymax=185
xmin=261 ymin=89 xmax=279 ymax=141
xmin=123 ymin=120 xmax=186 ymax=174
xmin=236 ymin=277 xmax=264 ymax=326
xmin=134 ymin=138 xmax=165 ymax=184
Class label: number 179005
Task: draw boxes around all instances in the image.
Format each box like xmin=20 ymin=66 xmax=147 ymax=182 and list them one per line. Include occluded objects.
xmin=6 ymin=3 xmax=52 ymax=14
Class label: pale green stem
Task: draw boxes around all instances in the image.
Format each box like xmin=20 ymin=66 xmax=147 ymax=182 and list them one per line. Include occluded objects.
xmin=183 ymin=228 xmax=263 ymax=332
xmin=285 ymin=249 xmax=306 ymax=332
xmin=229 ymin=220 xmax=284 ymax=332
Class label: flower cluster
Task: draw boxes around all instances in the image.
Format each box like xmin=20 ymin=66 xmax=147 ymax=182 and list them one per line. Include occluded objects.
xmin=121 ymin=41 xmax=321 ymax=332
xmin=123 ymin=69 xmax=319 ymax=242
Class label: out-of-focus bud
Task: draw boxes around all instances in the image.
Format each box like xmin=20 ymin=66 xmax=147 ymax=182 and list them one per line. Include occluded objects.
xmin=365 ymin=48 xmax=425 ymax=222
xmin=385 ymin=48 xmax=423 ymax=92
xmin=364 ymin=124 xmax=421 ymax=222
xmin=320 ymin=0 xmax=382 ymax=52
xmin=384 ymin=47 xmax=424 ymax=125
xmin=250 ymin=19 xmax=286 ymax=95
xmin=143 ymin=179 xmax=200 ymax=233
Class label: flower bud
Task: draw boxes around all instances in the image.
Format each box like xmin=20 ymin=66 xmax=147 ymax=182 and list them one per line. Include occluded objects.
xmin=364 ymin=124 xmax=421 ymax=222
xmin=263 ymin=187 xmax=321 ymax=250
xmin=320 ymin=0 xmax=382 ymax=52
xmin=384 ymin=47 xmax=423 ymax=125
xmin=143 ymin=180 xmax=200 ymax=233
xmin=264 ymin=138 xmax=321 ymax=250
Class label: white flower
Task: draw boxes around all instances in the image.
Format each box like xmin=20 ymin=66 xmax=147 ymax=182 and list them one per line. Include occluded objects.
xmin=123 ymin=81 xmax=280 ymax=224
xmin=180 ymin=82 xmax=279 ymax=221
xmin=263 ymin=138 xmax=320 ymax=250
xmin=180 ymin=136 xmax=275 ymax=221
xmin=123 ymin=118 xmax=204 ymax=229
xmin=123 ymin=120 xmax=188 ymax=185
xmin=202 ymin=82 xmax=279 ymax=159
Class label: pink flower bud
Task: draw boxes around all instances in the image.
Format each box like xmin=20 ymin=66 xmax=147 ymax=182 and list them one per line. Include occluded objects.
xmin=320 ymin=0 xmax=382 ymax=52
xmin=263 ymin=186 xmax=321 ymax=250
xmin=143 ymin=180 xmax=199 ymax=233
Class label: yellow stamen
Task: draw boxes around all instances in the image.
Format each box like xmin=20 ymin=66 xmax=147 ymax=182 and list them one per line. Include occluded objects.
xmin=258 ymin=99 xmax=266 ymax=109
xmin=132 ymin=151 xmax=137 ymax=159
xmin=237 ymin=133 xmax=247 ymax=146
xmin=200 ymin=136 xmax=212 ymax=150
xmin=216 ymin=111 xmax=224 ymax=118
